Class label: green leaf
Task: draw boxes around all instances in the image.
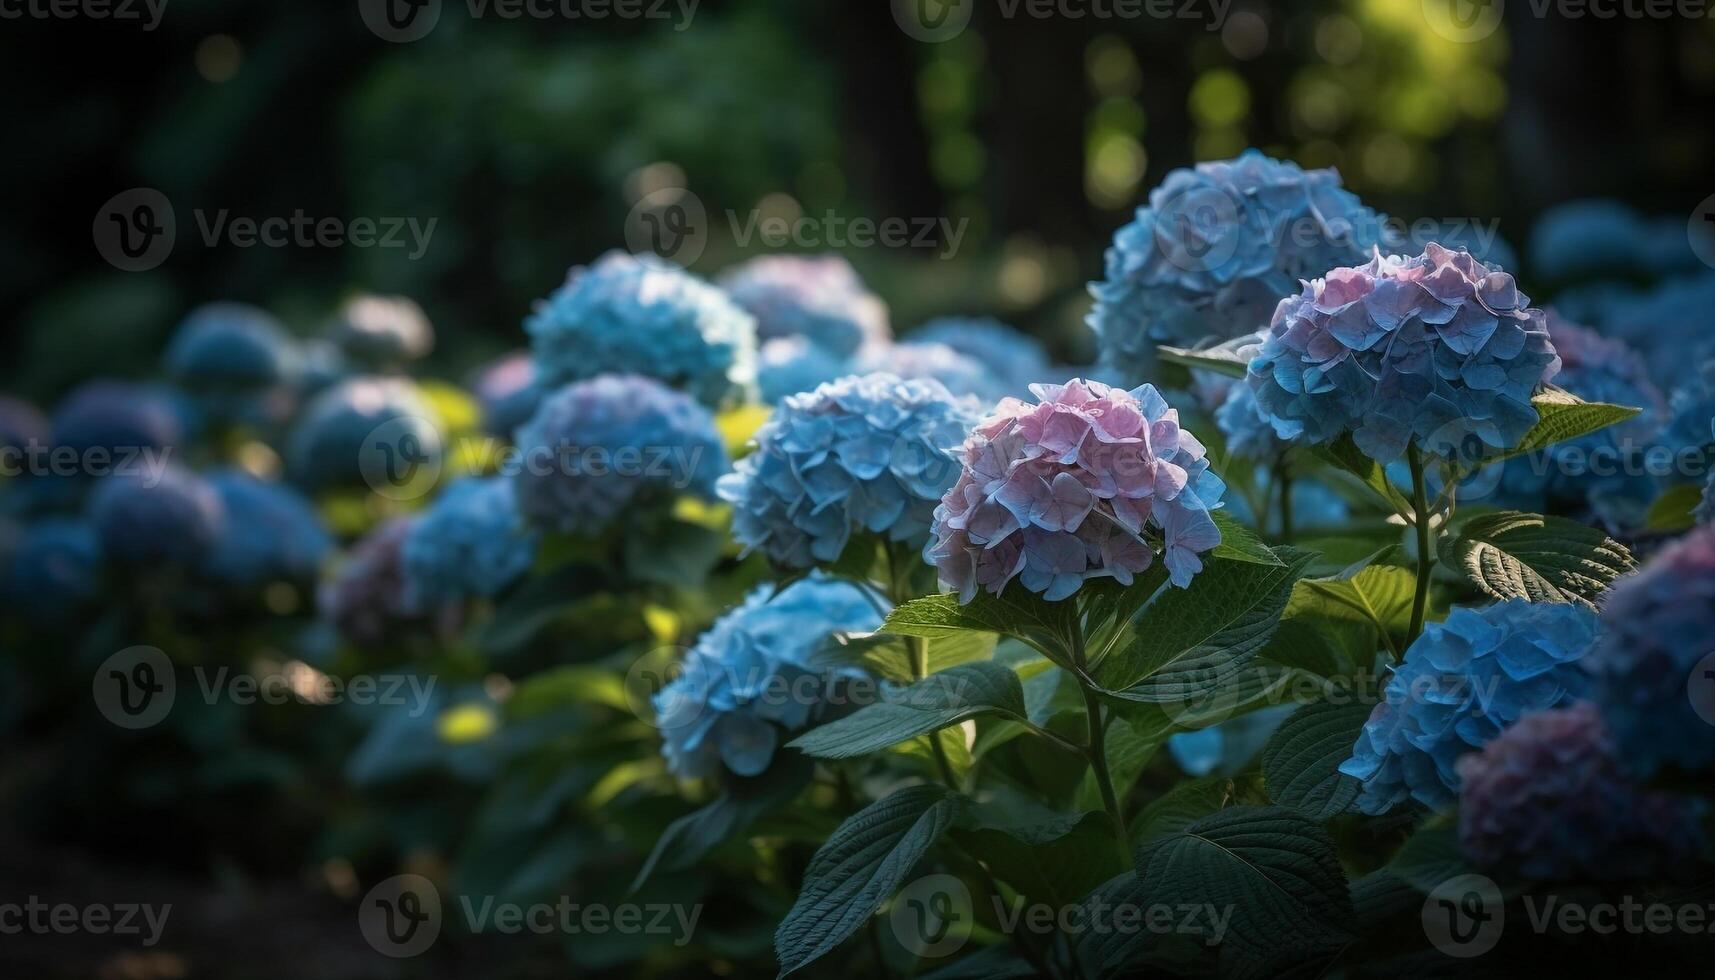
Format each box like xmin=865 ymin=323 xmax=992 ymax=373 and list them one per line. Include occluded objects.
xmin=1094 ymin=551 xmax=1314 ymax=703
xmin=774 ymin=785 xmax=963 ymax=977
xmin=1157 ymin=336 xmax=1256 ymax=379
xmin=883 ymin=586 xmax=1080 ymax=665
xmin=807 ymin=630 xmax=996 ymax=685
xmin=475 ymin=564 xmax=608 ymax=656
xmin=1075 ymin=714 xmax=1167 ymax=813
xmin=1129 ymin=773 xmax=1262 ymax=845
xmin=1134 ymin=806 xmax=1354 ymax=972
xmin=631 ymin=756 xmax=812 ymax=891
xmin=1645 ymin=482 xmax=1706 ymax=533
xmin=1285 ymin=549 xmax=1416 ymax=663
xmin=1210 ymin=510 xmax=1285 ymax=566
xmin=1259 ymin=701 xmax=1370 ymax=821
xmin=1350 ymin=870 xmax=1423 ymax=932
xmin=624 ymin=517 xmax=726 ymax=587
xmin=1386 ymin=824 xmax=1470 ymax=894
xmin=1442 ymin=510 xmax=1636 ymax=608
xmin=1487 ymin=389 xmax=1641 ymax=464
xmin=1305 ymin=434 xmax=1415 ymax=516
xmin=789 ymin=662 xmax=1026 ymax=759
xmin=956 ymin=809 xmax=1124 ymax=908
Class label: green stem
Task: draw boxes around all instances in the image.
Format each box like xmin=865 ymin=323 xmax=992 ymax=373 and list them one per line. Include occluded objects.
xmin=1408 ymin=444 xmax=1434 ymax=644
xmin=910 ymin=634 xmax=960 ymax=790
xmin=1070 ymin=629 xmax=1129 ymax=859
xmin=1275 ymin=459 xmax=1295 ymax=544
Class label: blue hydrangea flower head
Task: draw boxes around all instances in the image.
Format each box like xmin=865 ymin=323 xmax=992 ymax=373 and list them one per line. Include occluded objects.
xmin=1457 ymin=701 xmax=1705 ymax=881
xmin=471 ymin=352 xmax=546 ymax=438
xmin=526 ymin=251 xmax=757 ymax=407
xmin=1530 ymin=198 xmax=1647 ymax=284
xmin=719 ymin=372 xmax=980 ymax=568
xmin=913 ymin=317 xmax=1054 ymax=394
xmin=1340 ymin=599 xmax=1599 ymax=814
xmin=1399 ymin=223 xmax=1518 ymax=272
xmin=3 ymin=518 xmax=103 ymax=622
xmin=1214 ymin=379 xmax=1288 ymax=461
xmin=87 ymin=465 xmax=225 ymax=568
xmin=858 ymin=341 xmax=1007 ymax=404
xmin=200 ymin=470 xmax=332 ymax=587
xmin=756 ymin=336 xmax=850 ymax=404
xmin=165 ymin=303 xmax=296 ymax=391
xmin=319 ymin=517 xmax=463 ymax=650
xmin=654 ymin=575 xmax=884 ymax=780
xmin=1699 ymin=470 xmax=1715 ymax=525
xmin=928 ymin=379 xmax=1225 ymax=602
xmin=1601 ymin=274 xmax=1715 ymax=389
xmin=1088 ymin=150 xmax=1385 ymax=384
xmin=402 ymin=478 xmax=539 ymax=605
xmin=287 ymin=377 xmax=440 ymax=491
xmin=1583 ymin=525 xmax=1715 ymax=776
xmin=0 ymin=396 xmax=47 ymax=455
xmin=50 ymin=380 xmax=184 ymax=457
xmin=1660 ymin=353 xmax=1715 ymax=490
xmin=718 ymin=253 xmax=890 ymax=357
xmin=294 ymin=338 xmax=352 ymax=398
xmin=1246 ymin=244 xmax=1561 ymax=465
xmin=513 ymin=374 xmax=727 ymax=535
xmin=1168 ymin=704 xmax=1298 ymax=778
xmin=330 ymin=295 xmax=434 ymax=367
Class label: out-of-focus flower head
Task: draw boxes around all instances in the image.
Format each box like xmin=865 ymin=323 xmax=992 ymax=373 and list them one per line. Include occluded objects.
xmin=654 ymin=575 xmax=883 ymax=780
xmin=402 ymin=478 xmax=538 ymax=605
xmin=287 ymin=377 xmax=440 ymax=491
xmin=3 ymin=517 xmax=103 ymax=622
xmin=1491 ymin=313 xmax=1665 ymax=530
xmin=858 ymin=341 xmax=1006 ymax=404
xmin=199 ymin=470 xmax=332 ymax=588
xmin=320 ymin=517 xmax=459 ymax=650
xmin=1659 ymin=353 xmax=1715 ymax=491
xmin=1699 ymin=470 xmax=1715 ymax=525
xmin=1246 ymin=244 xmax=1561 ymax=465
xmin=0 ymin=396 xmax=48 ymax=455
xmin=756 ymin=336 xmax=850 ymax=404
xmin=718 ymin=253 xmax=890 ymax=357
xmin=719 ymin=373 xmax=978 ymax=568
xmin=526 ymin=251 xmax=757 ymax=407
xmin=1583 ymin=525 xmax=1715 ymax=777
xmin=87 ymin=465 xmax=225 ymax=568
xmin=1088 ymin=150 xmax=1385 ymax=384
xmin=470 ymin=351 xmax=546 ymax=438
xmin=1169 ymin=704 xmax=1298 ymax=778
xmin=294 ymin=338 xmax=352 ymax=398
xmin=50 ymin=380 xmax=184 ymax=458
xmin=1530 ymin=199 xmax=1648 ymax=284
xmin=512 ymin=374 xmax=727 ymax=536
xmin=913 ymin=317 xmax=1054 ymax=395
xmin=329 ymin=295 xmax=434 ymax=368
xmin=1339 ymin=599 xmax=1599 ymax=814
xmin=1457 ymin=701 xmax=1705 ymax=881
xmin=1214 ymin=380 xmax=1288 ymax=461
xmin=164 ymin=302 xmax=296 ymax=392
xmin=1600 ymin=274 xmax=1715 ymax=389
xmin=928 ymin=379 xmax=1225 ymax=602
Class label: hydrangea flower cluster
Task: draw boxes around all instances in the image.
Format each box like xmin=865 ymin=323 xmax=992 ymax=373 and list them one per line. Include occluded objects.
xmin=913 ymin=317 xmax=1053 ymax=395
xmin=927 ymin=380 xmax=1225 ymax=602
xmin=1215 ymin=381 xmax=1288 ymax=461
xmin=200 ymin=471 xmax=332 ymax=587
xmin=654 ymin=575 xmax=883 ymax=780
xmin=1601 ymin=275 xmax=1715 ymax=390
xmin=1457 ymin=701 xmax=1705 ymax=881
xmin=513 ymin=374 xmax=727 ymax=536
xmin=287 ymin=377 xmax=440 ymax=491
xmin=1529 ymin=198 xmax=1710 ymax=284
xmin=470 ymin=352 xmax=545 ymax=438
xmin=756 ymin=336 xmax=849 ymax=405
xmin=1700 ymin=470 xmax=1715 ymax=525
xmin=0 ymin=396 xmax=47 ymax=456
xmin=51 ymin=381 xmax=184 ymax=458
xmin=402 ymin=478 xmax=539 ymax=605
xmin=1088 ymin=150 xmax=1384 ymax=384
xmin=1582 ymin=525 xmax=1715 ymax=776
xmin=718 ymin=254 xmax=890 ymax=357
xmin=330 ymin=295 xmax=434 ymax=367
xmin=526 ymin=251 xmax=757 ymax=407
xmin=88 ymin=466 xmax=225 ymax=568
xmin=3 ymin=518 xmax=102 ymax=622
xmin=719 ymin=373 xmax=978 ymax=568
xmin=165 ymin=303 xmax=296 ymax=392
xmin=320 ymin=517 xmax=459 ymax=650
xmin=1246 ymin=244 xmax=1561 ymax=465
xmin=857 ymin=341 xmax=1005 ymax=403
xmin=1661 ymin=356 xmax=1715 ymax=488
xmin=1340 ymin=600 xmax=1599 ymax=814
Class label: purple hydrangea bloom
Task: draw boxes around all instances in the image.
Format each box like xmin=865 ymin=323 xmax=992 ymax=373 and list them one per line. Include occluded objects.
xmin=87 ymin=466 xmax=225 ymax=568
xmin=1340 ymin=599 xmax=1599 ymax=814
xmin=1088 ymin=150 xmax=1385 ymax=384
xmin=50 ymin=381 xmax=184 ymax=458
xmin=3 ymin=517 xmax=103 ymax=622
xmin=513 ymin=375 xmax=727 ymax=536
xmin=1583 ymin=526 xmax=1715 ymax=776
xmin=719 ymin=373 xmax=979 ymax=568
xmin=329 ymin=295 xmax=434 ymax=367
xmin=165 ymin=302 xmax=296 ymax=391
xmin=526 ymin=251 xmax=757 ymax=407
xmin=756 ymin=336 xmax=850 ymax=404
xmin=913 ymin=317 xmax=1054 ymax=395
xmin=858 ymin=341 xmax=1008 ymax=404
xmin=287 ymin=377 xmax=441 ymax=491
xmin=0 ymin=396 xmax=47 ymax=455
xmin=1457 ymin=701 xmax=1705 ymax=881
xmin=718 ymin=254 xmax=890 ymax=358
xmin=200 ymin=470 xmax=332 ymax=587
xmin=470 ymin=351 xmax=546 ymax=438
xmin=402 ymin=478 xmax=538 ymax=605
xmin=927 ymin=379 xmax=1225 ymax=602
xmin=1246 ymin=244 xmax=1561 ymax=465
xmin=320 ymin=517 xmax=461 ymax=650
xmin=654 ymin=575 xmax=883 ymax=780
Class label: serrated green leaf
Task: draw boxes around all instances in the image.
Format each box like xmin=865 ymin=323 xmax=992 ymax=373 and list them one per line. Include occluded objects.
xmin=774 ymin=784 xmax=963 ymax=977
xmin=956 ymin=809 xmax=1123 ymax=908
xmin=1645 ymin=482 xmax=1705 ymax=533
xmin=807 ymin=630 xmax=997 ymax=684
xmin=1285 ymin=551 xmax=1416 ymax=664
xmin=1129 ymin=773 xmax=1263 ymax=845
xmin=1305 ymin=434 xmax=1415 ymax=517
xmin=1442 ymin=510 xmax=1636 ymax=608
xmin=883 ymin=587 xmax=1080 ymax=665
xmin=1487 ymin=389 xmax=1641 ymax=464
xmin=1211 ymin=509 xmax=1285 ymax=566
xmin=790 ymin=662 xmax=1026 ymax=759
xmin=1260 ymin=701 xmax=1370 ymax=821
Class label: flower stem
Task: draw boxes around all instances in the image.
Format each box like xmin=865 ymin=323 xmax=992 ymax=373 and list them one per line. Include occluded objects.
xmin=909 ymin=634 xmax=961 ymax=789
xmin=1071 ymin=628 xmax=1129 ymax=860
xmin=1408 ymin=443 xmax=1434 ymax=644
xmin=1274 ymin=458 xmax=1295 ymax=544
